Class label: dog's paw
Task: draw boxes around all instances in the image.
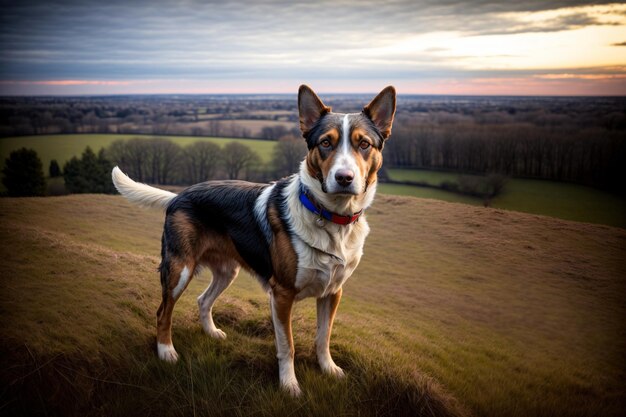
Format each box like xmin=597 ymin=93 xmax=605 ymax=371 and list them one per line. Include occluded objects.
xmin=206 ymin=328 xmax=227 ymax=340
xmin=322 ymin=363 xmax=345 ymax=378
xmin=281 ymin=379 xmax=302 ymax=397
xmin=157 ymin=343 xmax=179 ymax=363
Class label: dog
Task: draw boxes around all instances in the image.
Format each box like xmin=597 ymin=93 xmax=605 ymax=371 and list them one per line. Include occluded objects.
xmin=111 ymin=85 xmax=396 ymax=396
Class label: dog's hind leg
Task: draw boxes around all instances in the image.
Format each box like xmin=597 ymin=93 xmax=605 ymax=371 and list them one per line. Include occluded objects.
xmin=156 ymin=258 xmax=195 ymax=363
xmin=197 ymin=259 xmax=240 ymax=339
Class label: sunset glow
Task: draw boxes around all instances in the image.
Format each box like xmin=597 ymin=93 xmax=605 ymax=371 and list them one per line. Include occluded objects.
xmin=1 ymin=1 xmax=625 ymax=95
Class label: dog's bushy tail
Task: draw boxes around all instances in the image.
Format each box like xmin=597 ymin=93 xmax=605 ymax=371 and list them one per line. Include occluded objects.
xmin=111 ymin=166 xmax=177 ymax=209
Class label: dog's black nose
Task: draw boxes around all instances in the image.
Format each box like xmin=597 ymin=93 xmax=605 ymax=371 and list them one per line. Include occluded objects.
xmin=335 ymin=169 xmax=354 ymax=187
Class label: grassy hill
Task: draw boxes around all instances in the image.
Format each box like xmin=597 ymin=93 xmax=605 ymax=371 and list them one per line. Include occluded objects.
xmin=1 ymin=193 xmax=624 ymax=416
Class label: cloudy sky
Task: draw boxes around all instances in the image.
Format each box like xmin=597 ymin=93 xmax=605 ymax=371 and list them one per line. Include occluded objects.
xmin=1 ymin=0 xmax=625 ymax=95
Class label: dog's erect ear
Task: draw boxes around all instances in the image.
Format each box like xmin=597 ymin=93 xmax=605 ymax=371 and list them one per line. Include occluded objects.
xmin=298 ymin=85 xmax=331 ymax=136
xmin=363 ymin=86 xmax=396 ymax=139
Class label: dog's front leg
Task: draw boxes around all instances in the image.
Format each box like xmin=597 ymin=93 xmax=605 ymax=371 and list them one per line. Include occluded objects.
xmin=270 ymin=282 xmax=301 ymax=396
xmin=315 ymin=288 xmax=345 ymax=377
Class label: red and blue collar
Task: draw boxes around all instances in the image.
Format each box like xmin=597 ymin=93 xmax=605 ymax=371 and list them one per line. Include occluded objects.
xmin=299 ymin=187 xmax=363 ymax=226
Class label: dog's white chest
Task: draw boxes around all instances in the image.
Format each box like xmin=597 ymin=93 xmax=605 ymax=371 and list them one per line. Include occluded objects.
xmin=292 ymin=230 xmax=365 ymax=300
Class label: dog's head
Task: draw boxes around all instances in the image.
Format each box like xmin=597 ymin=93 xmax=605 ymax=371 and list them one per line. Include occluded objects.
xmin=298 ymin=85 xmax=396 ymax=196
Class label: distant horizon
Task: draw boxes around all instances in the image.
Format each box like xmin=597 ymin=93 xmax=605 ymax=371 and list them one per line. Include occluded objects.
xmin=2 ymin=76 xmax=626 ymax=97
xmin=1 ymin=91 xmax=625 ymax=98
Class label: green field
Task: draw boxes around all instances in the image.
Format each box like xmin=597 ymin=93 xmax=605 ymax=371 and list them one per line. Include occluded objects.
xmin=386 ymin=169 xmax=462 ymax=186
xmin=0 ymin=134 xmax=277 ymax=169
xmin=385 ymin=169 xmax=626 ymax=228
xmin=1 ymin=194 xmax=625 ymax=417
xmin=378 ymin=183 xmax=482 ymax=206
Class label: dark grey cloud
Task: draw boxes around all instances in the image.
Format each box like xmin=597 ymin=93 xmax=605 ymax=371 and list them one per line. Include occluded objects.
xmin=474 ymin=11 xmax=620 ymax=36
xmin=0 ymin=0 xmax=622 ymax=82
xmin=419 ymin=0 xmax=617 ymax=14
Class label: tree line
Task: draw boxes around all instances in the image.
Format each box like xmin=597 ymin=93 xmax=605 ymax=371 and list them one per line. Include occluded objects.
xmin=2 ymin=146 xmax=117 ymax=196
xmin=106 ymin=136 xmax=305 ymax=185
xmin=1 ymin=136 xmax=307 ymax=196
xmin=384 ymin=117 xmax=626 ymax=194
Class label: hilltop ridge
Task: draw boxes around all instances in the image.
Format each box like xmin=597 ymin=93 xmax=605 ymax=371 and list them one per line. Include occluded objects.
xmin=0 ymin=193 xmax=624 ymax=417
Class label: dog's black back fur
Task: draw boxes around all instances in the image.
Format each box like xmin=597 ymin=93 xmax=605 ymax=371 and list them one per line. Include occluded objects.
xmin=161 ymin=180 xmax=273 ymax=281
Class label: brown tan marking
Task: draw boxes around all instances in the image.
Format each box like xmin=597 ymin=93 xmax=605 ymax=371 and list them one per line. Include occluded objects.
xmin=305 ymin=149 xmax=324 ymax=180
xmin=306 ymin=148 xmax=334 ymax=183
xmin=319 ymin=129 xmax=340 ymax=144
xmin=365 ymin=151 xmax=383 ymax=189
xmin=170 ymin=211 xmax=198 ymax=255
xmin=351 ymin=127 xmax=375 ymax=149
xmin=171 ymin=210 xmax=252 ymax=271
xmin=156 ymin=295 xmax=176 ymax=346
xmin=350 ymin=126 xmax=384 ymax=191
xmin=267 ymin=206 xmax=298 ymax=289
xmin=305 ymin=128 xmax=342 ymax=186
xmin=199 ymin=235 xmax=250 ymax=271
xmin=157 ymin=258 xmax=196 ymax=346
xmin=269 ymin=278 xmax=297 ymax=357
xmin=270 ymin=279 xmax=296 ymax=325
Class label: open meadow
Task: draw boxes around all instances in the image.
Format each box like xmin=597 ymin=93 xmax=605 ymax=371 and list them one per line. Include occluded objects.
xmin=384 ymin=169 xmax=626 ymax=228
xmin=0 ymin=134 xmax=277 ymax=168
xmin=0 ymin=193 xmax=624 ymax=417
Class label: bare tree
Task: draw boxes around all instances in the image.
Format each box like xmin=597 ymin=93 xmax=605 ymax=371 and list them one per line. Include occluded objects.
xmin=107 ymin=138 xmax=149 ymax=182
xmin=271 ymin=134 xmax=307 ymax=177
xmin=107 ymin=137 xmax=181 ymax=184
xmin=261 ymin=125 xmax=289 ymax=140
xmin=145 ymin=138 xmax=181 ymax=184
xmin=222 ymin=142 xmax=261 ymax=180
xmin=182 ymin=141 xmax=222 ymax=184
xmin=191 ymin=126 xmax=204 ymax=136
xmin=152 ymin=116 xmax=175 ymax=135
xmin=207 ymin=120 xmax=223 ymax=137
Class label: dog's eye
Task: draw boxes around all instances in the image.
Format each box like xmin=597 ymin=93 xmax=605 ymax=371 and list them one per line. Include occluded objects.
xmin=320 ymin=139 xmax=331 ymax=148
xmin=359 ymin=140 xmax=371 ymax=150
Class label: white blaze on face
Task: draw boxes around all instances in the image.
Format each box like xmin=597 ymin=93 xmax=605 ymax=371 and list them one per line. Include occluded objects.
xmin=327 ymin=114 xmax=361 ymax=194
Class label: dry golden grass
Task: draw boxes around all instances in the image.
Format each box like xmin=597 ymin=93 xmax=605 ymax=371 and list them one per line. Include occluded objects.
xmin=0 ymin=194 xmax=624 ymax=416
xmin=358 ymin=196 xmax=626 ymax=416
